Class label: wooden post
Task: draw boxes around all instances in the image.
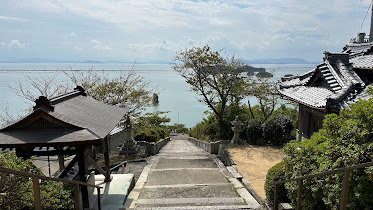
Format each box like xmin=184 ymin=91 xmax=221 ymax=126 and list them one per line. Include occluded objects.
xmin=77 ymin=147 xmax=89 ymax=209
xmin=32 ymin=177 xmax=42 ymax=210
xmin=97 ymin=188 xmax=102 ymax=210
xmin=58 ymin=155 xmax=64 ymax=172
xmin=274 ymin=183 xmax=279 ymax=210
xmin=74 ymin=184 xmax=80 ymax=210
xmin=103 ymin=138 xmax=111 ymax=182
xmin=297 ymin=179 xmax=303 ymax=210
xmin=340 ymin=170 xmax=351 ymax=210
xmin=297 ymin=105 xmax=303 ymax=142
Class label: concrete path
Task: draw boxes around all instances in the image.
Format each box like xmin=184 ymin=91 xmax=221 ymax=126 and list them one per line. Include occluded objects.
xmin=124 ymin=135 xmax=262 ymax=209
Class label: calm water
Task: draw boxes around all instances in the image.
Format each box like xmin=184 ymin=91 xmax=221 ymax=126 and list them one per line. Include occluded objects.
xmin=0 ymin=63 xmax=315 ymax=127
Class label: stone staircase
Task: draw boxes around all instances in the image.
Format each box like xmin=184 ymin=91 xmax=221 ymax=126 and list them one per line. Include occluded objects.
xmin=123 ymin=136 xmax=262 ymax=209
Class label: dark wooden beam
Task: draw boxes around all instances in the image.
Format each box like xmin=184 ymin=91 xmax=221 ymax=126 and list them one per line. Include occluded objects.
xmin=77 ymin=146 xmax=89 ymax=209
xmin=28 ymin=149 xmax=77 ymax=156
xmin=103 ymin=138 xmax=111 ymax=182
xmin=58 ymin=155 xmax=78 ymax=178
xmin=58 ymin=155 xmax=65 ymax=172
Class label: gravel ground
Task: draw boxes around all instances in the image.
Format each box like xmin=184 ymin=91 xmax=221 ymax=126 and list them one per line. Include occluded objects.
xmin=228 ymin=145 xmax=284 ymax=200
xmin=123 ymin=159 xmax=148 ymax=183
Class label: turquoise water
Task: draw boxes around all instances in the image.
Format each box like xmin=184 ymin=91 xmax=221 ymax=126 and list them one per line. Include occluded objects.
xmin=0 ymin=63 xmax=315 ymax=127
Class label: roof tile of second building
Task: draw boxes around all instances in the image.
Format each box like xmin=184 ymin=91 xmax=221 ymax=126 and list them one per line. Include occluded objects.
xmin=48 ymin=95 xmax=128 ymax=138
xmin=350 ymin=55 xmax=373 ymax=69
xmin=279 ymin=86 xmax=333 ymax=108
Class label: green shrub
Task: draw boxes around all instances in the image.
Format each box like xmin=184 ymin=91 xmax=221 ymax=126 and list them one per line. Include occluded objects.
xmin=169 ymin=123 xmax=189 ymax=133
xmin=246 ymin=118 xmax=263 ymax=145
xmin=283 ymin=93 xmax=373 ymax=209
xmin=264 ymin=161 xmax=290 ymax=206
xmin=0 ymin=151 xmax=74 ymax=209
xmin=263 ymin=114 xmax=293 ymax=146
xmin=134 ymin=112 xmax=170 ymax=142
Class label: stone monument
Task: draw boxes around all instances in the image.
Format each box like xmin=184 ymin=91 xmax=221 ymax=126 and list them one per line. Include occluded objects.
xmin=231 ymin=116 xmax=243 ymax=144
xmin=118 ymin=116 xmax=139 ymax=155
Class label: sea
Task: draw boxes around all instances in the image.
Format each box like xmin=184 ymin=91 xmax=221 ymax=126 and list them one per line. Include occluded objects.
xmin=0 ymin=63 xmax=315 ymax=128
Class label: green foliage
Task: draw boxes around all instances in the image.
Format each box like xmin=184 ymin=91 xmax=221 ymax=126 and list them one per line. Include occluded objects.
xmin=173 ymin=44 xmax=247 ymax=139
xmin=263 ymin=114 xmax=294 ymax=146
xmin=282 ymin=97 xmax=373 ymax=209
xmin=246 ymin=118 xmax=263 ymax=145
xmin=190 ymin=104 xmax=296 ymax=144
xmin=0 ymin=151 xmax=74 ymax=209
xmin=67 ymin=70 xmax=153 ymax=116
xmin=168 ymin=123 xmax=189 ymax=133
xmin=134 ymin=112 xmax=171 ymax=142
xmin=246 ymin=77 xmax=279 ymax=123
xmin=189 ymin=115 xmax=219 ymax=142
xmin=264 ymin=161 xmax=290 ymax=206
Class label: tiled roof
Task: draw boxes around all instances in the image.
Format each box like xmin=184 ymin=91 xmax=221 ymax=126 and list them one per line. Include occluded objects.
xmin=47 ymin=93 xmax=127 ymax=138
xmin=343 ymin=42 xmax=373 ymax=58
xmin=0 ymin=128 xmax=100 ymax=147
xmin=278 ymin=51 xmax=370 ymax=110
xmin=0 ymin=87 xmax=128 ymax=146
xmin=279 ymin=86 xmax=332 ymax=108
xmin=351 ymin=55 xmax=373 ymax=69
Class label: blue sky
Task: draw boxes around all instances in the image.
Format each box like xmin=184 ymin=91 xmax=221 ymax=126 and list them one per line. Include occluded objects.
xmin=0 ymin=0 xmax=372 ymax=63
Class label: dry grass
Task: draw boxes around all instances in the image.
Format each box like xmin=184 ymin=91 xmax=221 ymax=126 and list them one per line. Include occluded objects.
xmin=228 ymin=145 xmax=284 ymax=200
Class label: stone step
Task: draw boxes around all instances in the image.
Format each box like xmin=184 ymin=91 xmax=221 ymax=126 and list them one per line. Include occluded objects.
xmin=139 ymin=183 xmax=237 ymax=199
xmin=135 ymin=197 xmax=245 ymax=208
xmin=124 ymin=205 xmax=253 ymax=209
xmin=145 ymin=169 xmax=228 ymax=186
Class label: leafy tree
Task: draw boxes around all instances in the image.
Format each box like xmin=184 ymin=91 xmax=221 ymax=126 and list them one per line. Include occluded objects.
xmin=173 ymin=45 xmax=246 ymax=139
xmin=66 ymin=70 xmax=153 ymax=116
xmin=6 ymin=69 xmax=154 ymax=120
xmin=246 ymin=76 xmax=279 ymax=123
xmin=168 ymin=123 xmax=189 ymax=133
xmin=134 ymin=112 xmax=171 ymax=142
xmin=0 ymin=151 xmax=74 ymax=209
xmin=282 ymin=89 xmax=373 ymax=209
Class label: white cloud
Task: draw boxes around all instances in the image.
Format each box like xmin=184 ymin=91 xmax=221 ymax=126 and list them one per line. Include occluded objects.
xmin=0 ymin=15 xmax=31 ymax=22
xmin=69 ymin=32 xmax=78 ymax=39
xmin=7 ymin=40 xmax=26 ymax=48
xmin=73 ymin=46 xmax=82 ymax=51
xmin=90 ymin=39 xmax=111 ymax=50
xmin=2 ymin=0 xmax=372 ymax=61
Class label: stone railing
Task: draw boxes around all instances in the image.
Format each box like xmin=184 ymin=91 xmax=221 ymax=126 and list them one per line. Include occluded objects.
xmin=137 ymin=137 xmax=170 ymax=155
xmin=187 ymin=137 xmax=230 ymax=155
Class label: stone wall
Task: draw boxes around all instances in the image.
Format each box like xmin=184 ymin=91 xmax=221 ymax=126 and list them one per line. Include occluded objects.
xmin=187 ymin=137 xmax=230 ymax=155
xmin=137 ymin=137 xmax=171 ymax=156
xmin=108 ymin=128 xmax=133 ymax=152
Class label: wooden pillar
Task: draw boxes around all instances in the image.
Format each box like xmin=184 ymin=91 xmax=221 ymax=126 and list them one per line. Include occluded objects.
xmin=103 ymin=138 xmax=111 ymax=182
xmin=340 ymin=170 xmax=351 ymax=210
xmin=58 ymin=155 xmax=64 ymax=172
xmin=77 ymin=146 xmax=89 ymax=209
xmin=297 ymin=105 xmax=303 ymax=142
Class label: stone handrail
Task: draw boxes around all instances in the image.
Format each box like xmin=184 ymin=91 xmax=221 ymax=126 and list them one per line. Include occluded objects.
xmin=187 ymin=137 xmax=230 ymax=154
xmin=137 ymin=137 xmax=170 ymax=155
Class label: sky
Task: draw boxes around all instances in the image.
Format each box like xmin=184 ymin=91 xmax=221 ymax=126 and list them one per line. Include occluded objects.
xmin=0 ymin=0 xmax=372 ymax=63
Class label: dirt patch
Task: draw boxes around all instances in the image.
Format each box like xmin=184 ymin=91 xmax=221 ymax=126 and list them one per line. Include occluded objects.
xmin=228 ymin=145 xmax=284 ymax=200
